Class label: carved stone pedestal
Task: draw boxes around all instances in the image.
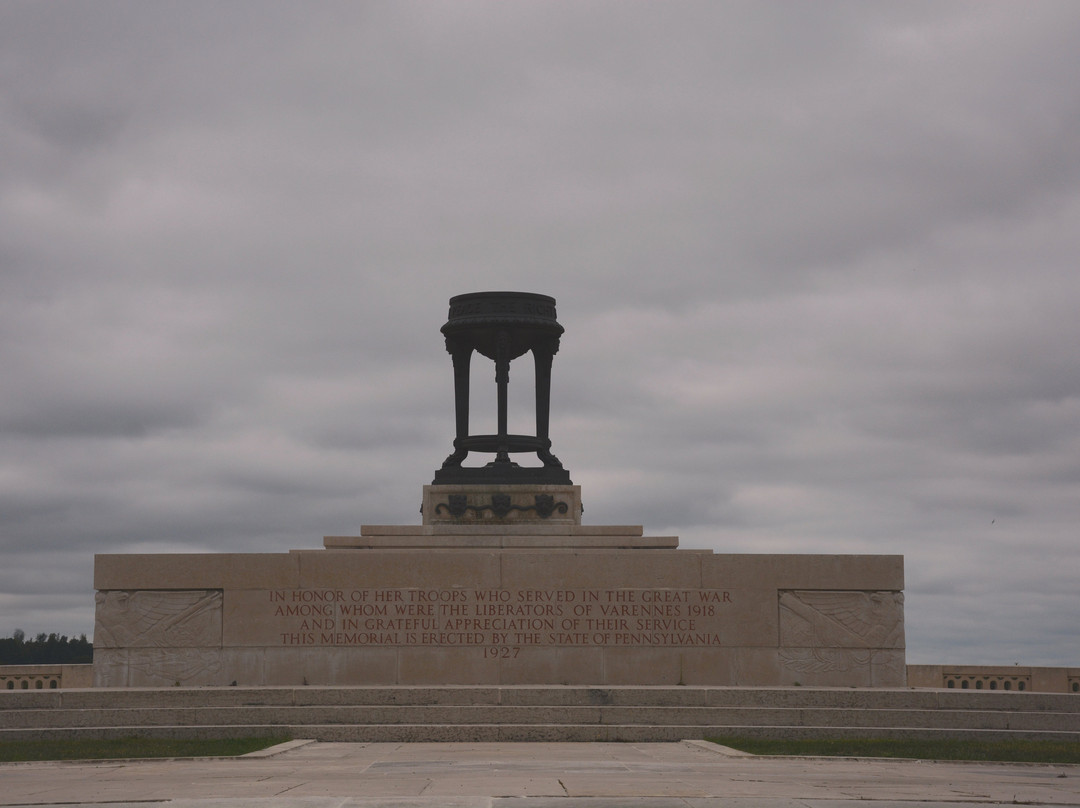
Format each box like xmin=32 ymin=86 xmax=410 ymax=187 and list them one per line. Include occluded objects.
xmin=422 ymin=484 xmax=581 ymax=526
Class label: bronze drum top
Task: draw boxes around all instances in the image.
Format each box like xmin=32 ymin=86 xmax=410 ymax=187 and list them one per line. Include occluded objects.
xmin=441 ymin=291 xmax=563 ymax=362
xmin=443 ymin=291 xmax=562 ymax=331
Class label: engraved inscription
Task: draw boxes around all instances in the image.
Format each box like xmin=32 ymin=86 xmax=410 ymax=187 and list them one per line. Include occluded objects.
xmin=259 ymin=587 xmax=732 ymax=650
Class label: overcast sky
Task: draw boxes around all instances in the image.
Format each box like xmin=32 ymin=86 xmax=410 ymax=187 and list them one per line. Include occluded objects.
xmin=2 ymin=2 xmax=1078 ymax=666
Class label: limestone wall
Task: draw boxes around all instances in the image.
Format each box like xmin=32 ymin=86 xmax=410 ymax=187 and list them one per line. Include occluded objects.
xmin=908 ymin=664 xmax=1080 ymax=693
xmin=0 ymin=664 xmax=94 ymax=690
xmin=93 ymin=542 xmax=904 ymax=688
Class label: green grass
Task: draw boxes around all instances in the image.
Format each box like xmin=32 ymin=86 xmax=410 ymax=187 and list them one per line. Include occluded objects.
xmin=0 ymin=736 xmax=291 ymax=763
xmin=708 ymin=736 xmax=1080 ymax=764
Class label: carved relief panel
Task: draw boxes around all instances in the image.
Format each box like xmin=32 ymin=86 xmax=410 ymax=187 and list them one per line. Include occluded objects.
xmin=94 ymin=590 xmax=222 ymax=649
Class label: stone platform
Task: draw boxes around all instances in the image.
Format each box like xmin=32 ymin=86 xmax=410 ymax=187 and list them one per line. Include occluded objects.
xmin=324 ymin=524 xmax=676 ymax=550
xmin=93 ymin=482 xmax=905 ymax=688
xmin=93 ymin=529 xmax=903 ymax=688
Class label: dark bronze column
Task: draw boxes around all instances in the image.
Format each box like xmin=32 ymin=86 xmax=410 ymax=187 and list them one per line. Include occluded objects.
xmin=533 ymin=339 xmax=563 ymax=469
xmin=442 ymin=338 xmax=472 ymax=467
xmin=494 ymin=329 xmax=511 ymax=465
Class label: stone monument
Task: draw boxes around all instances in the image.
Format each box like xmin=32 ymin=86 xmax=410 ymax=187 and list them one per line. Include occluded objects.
xmin=94 ymin=292 xmax=905 ymax=687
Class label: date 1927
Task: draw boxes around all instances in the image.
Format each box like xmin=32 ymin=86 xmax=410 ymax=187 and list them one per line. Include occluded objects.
xmin=483 ymin=646 xmax=520 ymax=659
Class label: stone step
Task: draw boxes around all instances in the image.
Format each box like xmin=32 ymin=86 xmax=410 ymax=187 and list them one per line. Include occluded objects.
xmin=1 ymin=704 xmax=1076 ymax=732
xmin=1 ymin=722 xmax=1078 ymax=744
xmin=3 ymin=686 xmax=1078 ymax=711
xmin=3 ymin=686 xmax=1076 ymax=743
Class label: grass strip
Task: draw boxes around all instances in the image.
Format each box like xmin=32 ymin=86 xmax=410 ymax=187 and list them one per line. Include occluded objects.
xmin=707 ymin=737 xmax=1080 ymax=764
xmin=0 ymin=736 xmax=291 ymax=762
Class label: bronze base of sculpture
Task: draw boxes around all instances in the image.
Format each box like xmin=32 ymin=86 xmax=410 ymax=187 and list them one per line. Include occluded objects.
xmin=432 ymin=463 xmax=572 ymax=485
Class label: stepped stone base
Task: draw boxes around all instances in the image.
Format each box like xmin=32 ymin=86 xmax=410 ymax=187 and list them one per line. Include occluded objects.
xmin=93 ymin=522 xmax=904 ymax=688
xmin=93 ymin=483 xmax=904 ymax=689
xmin=4 ymin=685 xmax=1078 ymax=744
xmin=325 ymin=524 xmax=676 ymax=550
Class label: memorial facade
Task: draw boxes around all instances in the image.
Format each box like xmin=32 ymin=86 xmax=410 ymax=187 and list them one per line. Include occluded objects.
xmin=94 ymin=293 xmax=905 ymax=688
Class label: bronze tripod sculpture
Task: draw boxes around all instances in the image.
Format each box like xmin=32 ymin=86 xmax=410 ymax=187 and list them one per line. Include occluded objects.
xmin=433 ymin=291 xmax=572 ymax=485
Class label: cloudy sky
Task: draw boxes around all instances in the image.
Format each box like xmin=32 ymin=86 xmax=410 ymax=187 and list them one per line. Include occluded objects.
xmin=2 ymin=2 xmax=1078 ymax=666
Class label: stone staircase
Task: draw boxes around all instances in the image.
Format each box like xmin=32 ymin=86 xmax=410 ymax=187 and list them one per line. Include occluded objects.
xmin=2 ymin=686 xmax=1077 ymax=743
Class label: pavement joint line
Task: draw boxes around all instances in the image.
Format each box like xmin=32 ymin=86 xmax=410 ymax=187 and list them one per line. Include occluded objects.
xmin=681 ymin=739 xmax=755 ymax=757
xmin=240 ymin=739 xmax=318 ymax=758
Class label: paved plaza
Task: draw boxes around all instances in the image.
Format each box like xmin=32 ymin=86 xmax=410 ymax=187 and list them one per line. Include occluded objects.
xmin=1 ymin=740 xmax=1079 ymax=807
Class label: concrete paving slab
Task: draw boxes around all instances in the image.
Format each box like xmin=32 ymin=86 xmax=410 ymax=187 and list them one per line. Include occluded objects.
xmin=0 ymin=741 xmax=1078 ymax=807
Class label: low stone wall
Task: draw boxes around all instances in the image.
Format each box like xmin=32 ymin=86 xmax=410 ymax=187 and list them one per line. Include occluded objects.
xmin=94 ymin=537 xmax=906 ymax=688
xmin=0 ymin=664 xmax=94 ymax=690
xmin=908 ymin=664 xmax=1080 ymax=693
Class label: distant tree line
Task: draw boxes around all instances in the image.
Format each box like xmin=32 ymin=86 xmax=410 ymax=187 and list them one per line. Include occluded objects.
xmin=0 ymin=630 xmax=93 ymax=664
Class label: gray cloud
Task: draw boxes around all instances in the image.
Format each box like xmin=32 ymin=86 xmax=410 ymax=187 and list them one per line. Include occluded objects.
xmin=1 ymin=1 xmax=1078 ymax=666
